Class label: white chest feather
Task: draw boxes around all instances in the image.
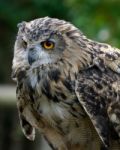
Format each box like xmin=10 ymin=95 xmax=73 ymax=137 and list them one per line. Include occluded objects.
xmin=39 ymin=96 xmax=70 ymax=121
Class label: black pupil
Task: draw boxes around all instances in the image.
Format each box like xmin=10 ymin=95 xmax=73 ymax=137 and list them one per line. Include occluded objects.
xmin=46 ymin=41 xmax=52 ymax=47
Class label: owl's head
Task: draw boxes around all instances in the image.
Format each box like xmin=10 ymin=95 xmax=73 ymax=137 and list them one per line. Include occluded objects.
xmin=12 ymin=17 xmax=84 ymax=79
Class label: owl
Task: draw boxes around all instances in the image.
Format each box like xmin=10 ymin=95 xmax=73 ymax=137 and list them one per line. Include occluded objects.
xmin=12 ymin=17 xmax=120 ymax=150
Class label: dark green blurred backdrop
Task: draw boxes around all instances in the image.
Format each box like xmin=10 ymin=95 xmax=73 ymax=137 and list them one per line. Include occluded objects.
xmin=0 ymin=0 xmax=120 ymax=82
xmin=0 ymin=1 xmax=120 ymax=150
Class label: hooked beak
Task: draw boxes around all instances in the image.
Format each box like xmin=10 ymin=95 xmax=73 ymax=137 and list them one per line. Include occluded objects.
xmin=28 ymin=45 xmax=40 ymax=65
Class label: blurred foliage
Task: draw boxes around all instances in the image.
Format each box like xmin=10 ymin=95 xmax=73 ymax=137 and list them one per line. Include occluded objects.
xmin=0 ymin=0 xmax=120 ymax=83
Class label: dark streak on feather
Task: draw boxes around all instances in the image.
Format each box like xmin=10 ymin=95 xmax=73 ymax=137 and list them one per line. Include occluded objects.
xmin=17 ymin=70 xmax=26 ymax=81
xmin=19 ymin=106 xmax=23 ymax=113
xmin=66 ymin=29 xmax=78 ymax=37
xmin=41 ymin=80 xmax=52 ymax=99
xmin=62 ymin=79 xmax=73 ymax=92
xmin=48 ymin=69 xmax=61 ymax=82
xmin=55 ymin=91 xmax=67 ymax=99
xmin=18 ymin=82 xmax=23 ymax=90
xmin=21 ymin=116 xmax=33 ymax=136
xmin=44 ymin=135 xmax=57 ymax=150
xmin=53 ymin=95 xmax=60 ymax=102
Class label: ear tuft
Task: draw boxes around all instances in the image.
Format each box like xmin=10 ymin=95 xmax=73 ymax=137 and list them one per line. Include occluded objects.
xmin=17 ymin=21 xmax=27 ymax=33
xmin=17 ymin=21 xmax=26 ymax=28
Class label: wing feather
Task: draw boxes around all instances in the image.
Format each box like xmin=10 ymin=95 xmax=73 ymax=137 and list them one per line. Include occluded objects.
xmin=16 ymin=81 xmax=36 ymax=141
xmin=75 ymin=65 xmax=120 ymax=148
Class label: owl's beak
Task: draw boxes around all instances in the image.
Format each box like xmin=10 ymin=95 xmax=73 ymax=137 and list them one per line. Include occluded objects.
xmin=28 ymin=45 xmax=51 ymax=65
xmin=28 ymin=46 xmax=37 ymax=65
xmin=28 ymin=53 xmax=35 ymax=65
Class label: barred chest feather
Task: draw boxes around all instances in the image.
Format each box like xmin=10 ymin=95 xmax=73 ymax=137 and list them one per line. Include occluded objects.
xmin=26 ymin=67 xmax=81 ymax=125
xmin=23 ymin=67 xmax=100 ymax=146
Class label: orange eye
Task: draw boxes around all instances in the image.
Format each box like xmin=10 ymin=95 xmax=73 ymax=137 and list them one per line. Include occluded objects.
xmin=42 ymin=41 xmax=54 ymax=50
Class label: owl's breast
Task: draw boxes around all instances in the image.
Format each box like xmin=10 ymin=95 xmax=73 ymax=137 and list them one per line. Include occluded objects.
xmin=20 ymin=67 xmax=102 ymax=147
xmin=26 ymin=67 xmax=85 ymax=128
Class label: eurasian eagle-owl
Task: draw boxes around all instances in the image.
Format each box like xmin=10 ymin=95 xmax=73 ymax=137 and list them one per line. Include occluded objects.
xmin=12 ymin=17 xmax=120 ymax=150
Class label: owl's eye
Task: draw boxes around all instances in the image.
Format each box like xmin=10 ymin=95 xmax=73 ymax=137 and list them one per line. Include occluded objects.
xmin=22 ymin=40 xmax=27 ymax=49
xmin=41 ymin=41 xmax=55 ymax=50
